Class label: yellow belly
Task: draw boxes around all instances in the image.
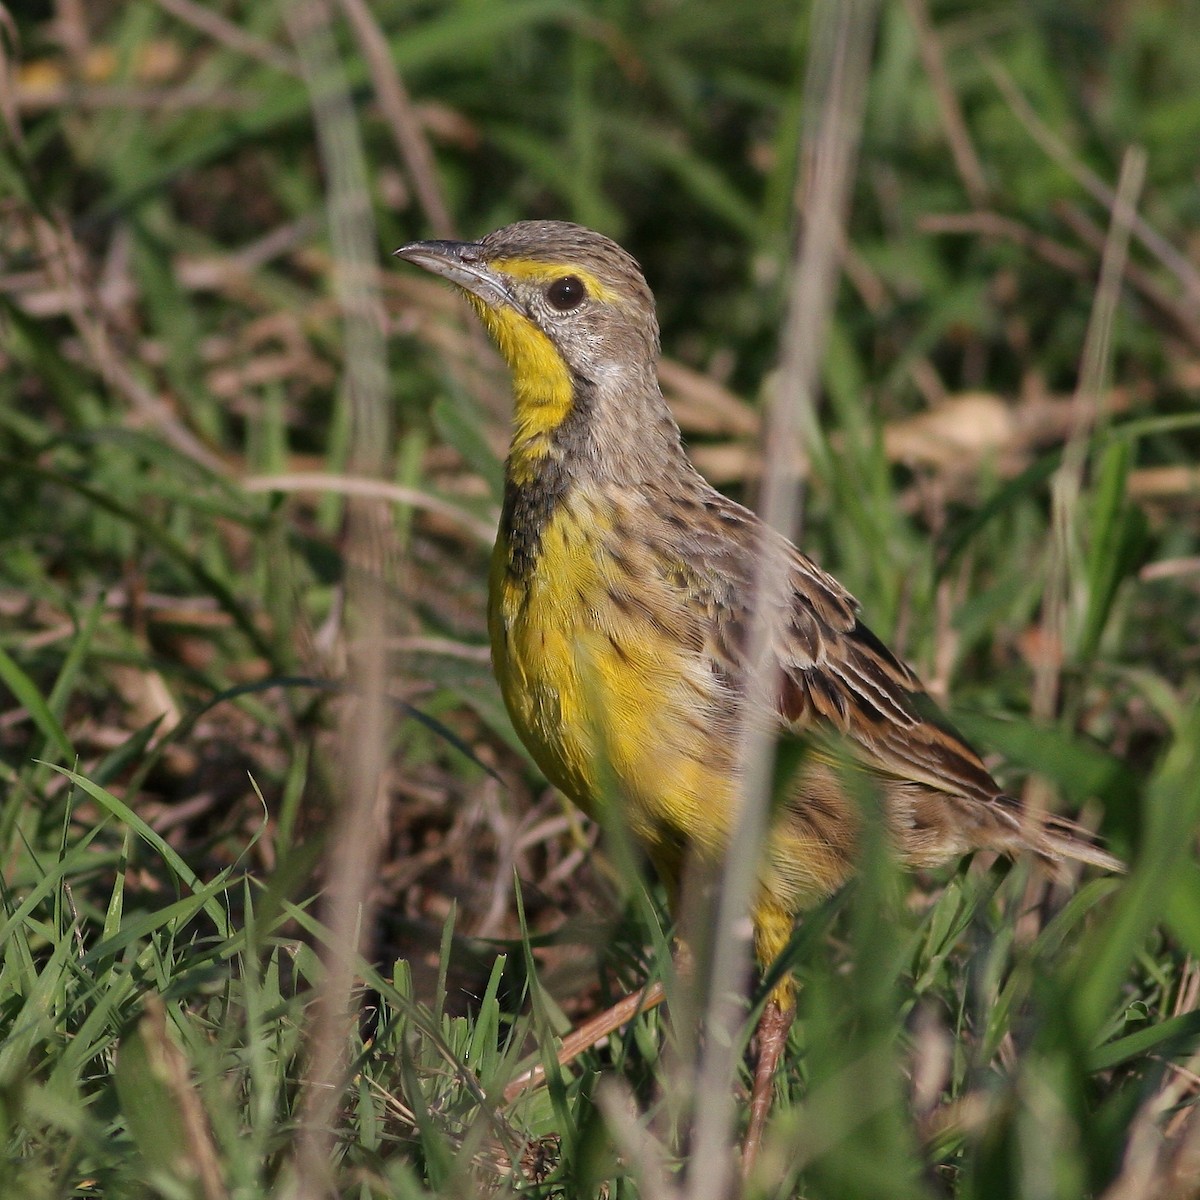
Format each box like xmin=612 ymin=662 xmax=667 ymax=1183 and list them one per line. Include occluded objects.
xmin=488 ymin=489 xmax=857 ymax=964
xmin=488 ymin=492 xmax=735 ymax=866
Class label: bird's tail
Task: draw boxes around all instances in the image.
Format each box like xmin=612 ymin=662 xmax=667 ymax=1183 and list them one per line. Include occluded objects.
xmin=994 ymin=796 xmax=1125 ymax=875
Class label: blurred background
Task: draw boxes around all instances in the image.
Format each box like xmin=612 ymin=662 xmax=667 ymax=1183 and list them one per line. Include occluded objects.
xmin=3 ymin=2 xmax=1200 ymax=1197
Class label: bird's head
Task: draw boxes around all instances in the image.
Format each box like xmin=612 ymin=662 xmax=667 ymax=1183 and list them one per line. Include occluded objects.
xmin=397 ymin=221 xmax=675 ymax=484
xmin=396 ymin=220 xmax=659 ymax=378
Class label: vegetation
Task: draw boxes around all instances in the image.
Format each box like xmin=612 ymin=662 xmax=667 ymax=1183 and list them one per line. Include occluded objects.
xmin=2 ymin=1 xmax=1199 ymax=1196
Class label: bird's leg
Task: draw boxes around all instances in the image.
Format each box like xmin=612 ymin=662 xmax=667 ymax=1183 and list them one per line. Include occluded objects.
xmin=741 ymin=997 xmax=795 ymax=1178
xmin=503 ymin=979 xmax=666 ymax=1103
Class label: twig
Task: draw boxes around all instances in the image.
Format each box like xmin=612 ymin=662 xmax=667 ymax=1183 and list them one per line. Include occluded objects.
xmin=1100 ymin=1044 xmax=1200 ymax=1200
xmin=901 ymin=0 xmax=988 ymax=204
xmin=14 ymin=83 xmax=261 ymax=112
xmin=156 ymin=0 xmax=300 ymax=76
xmin=503 ymin=982 xmax=667 ymax=1103
xmin=280 ymin=0 xmax=393 ymax=1194
xmin=242 ymin=470 xmax=497 ymax=544
xmin=26 ymin=211 xmax=226 ymax=473
xmin=983 ymin=54 xmax=1200 ymax=313
xmin=0 ymin=2 xmax=22 ymax=144
xmin=918 ymin=210 xmax=1091 ymax=276
xmin=336 ymin=0 xmax=456 ymax=239
xmin=1036 ymin=148 xmax=1146 ymax=711
xmin=1056 ymin=201 xmax=1200 ymax=354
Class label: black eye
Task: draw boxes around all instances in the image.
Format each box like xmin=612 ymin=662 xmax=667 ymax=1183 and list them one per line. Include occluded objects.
xmin=546 ymin=275 xmax=587 ymax=311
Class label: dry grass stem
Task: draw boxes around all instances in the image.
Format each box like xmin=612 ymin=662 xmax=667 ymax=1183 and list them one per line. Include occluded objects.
xmin=683 ymin=3 xmax=879 ymax=1196
xmin=1033 ymin=145 xmax=1146 ymax=732
xmin=242 ymin=470 xmax=497 ymax=544
xmin=281 ymin=0 xmax=393 ymax=1192
xmin=156 ymin=0 xmax=300 ymax=75
xmin=983 ymin=55 xmax=1200 ymax=312
xmin=901 ymin=0 xmax=988 ymax=204
xmin=918 ymin=210 xmax=1091 ymax=276
xmin=337 ymin=0 xmax=455 ymax=240
xmin=24 ymin=212 xmax=226 ymax=473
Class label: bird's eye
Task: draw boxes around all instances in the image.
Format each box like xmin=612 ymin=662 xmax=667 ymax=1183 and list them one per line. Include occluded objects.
xmin=546 ymin=275 xmax=587 ymax=311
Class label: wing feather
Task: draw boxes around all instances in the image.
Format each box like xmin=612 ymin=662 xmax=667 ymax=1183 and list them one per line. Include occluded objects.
xmin=637 ymin=480 xmax=1120 ymax=872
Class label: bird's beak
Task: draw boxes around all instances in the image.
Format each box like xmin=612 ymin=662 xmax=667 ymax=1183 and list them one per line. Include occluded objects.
xmin=394 ymin=239 xmax=515 ymax=310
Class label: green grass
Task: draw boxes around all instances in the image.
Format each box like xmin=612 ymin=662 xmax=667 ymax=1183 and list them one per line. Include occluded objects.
xmin=3 ymin=1 xmax=1200 ymax=1196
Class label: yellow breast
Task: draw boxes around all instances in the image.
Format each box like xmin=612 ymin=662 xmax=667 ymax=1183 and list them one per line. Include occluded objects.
xmin=488 ymin=488 xmax=735 ymax=868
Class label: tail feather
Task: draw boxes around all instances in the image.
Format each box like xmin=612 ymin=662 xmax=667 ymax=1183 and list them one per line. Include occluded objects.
xmin=991 ymin=795 xmax=1125 ymax=875
xmin=1029 ymin=810 xmax=1125 ymax=874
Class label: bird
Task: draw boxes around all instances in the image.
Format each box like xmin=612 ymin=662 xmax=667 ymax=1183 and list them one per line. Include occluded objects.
xmin=395 ymin=220 xmax=1121 ymax=1172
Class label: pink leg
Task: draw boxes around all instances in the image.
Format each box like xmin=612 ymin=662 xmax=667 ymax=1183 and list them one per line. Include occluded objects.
xmin=741 ymin=999 xmax=795 ymax=1177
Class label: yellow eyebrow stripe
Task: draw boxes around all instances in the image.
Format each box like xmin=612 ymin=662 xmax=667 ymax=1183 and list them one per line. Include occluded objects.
xmin=487 ymin=257 xmax=625 ymax=305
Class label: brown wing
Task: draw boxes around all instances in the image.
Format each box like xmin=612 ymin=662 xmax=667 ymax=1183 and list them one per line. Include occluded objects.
xmin=771 ymin=549 xmax=1003 ymax=808
xmin=682 ymin=487 xmax=1121 ymax=873
xmin=677 ymin=488 xmax=995 ymax=802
